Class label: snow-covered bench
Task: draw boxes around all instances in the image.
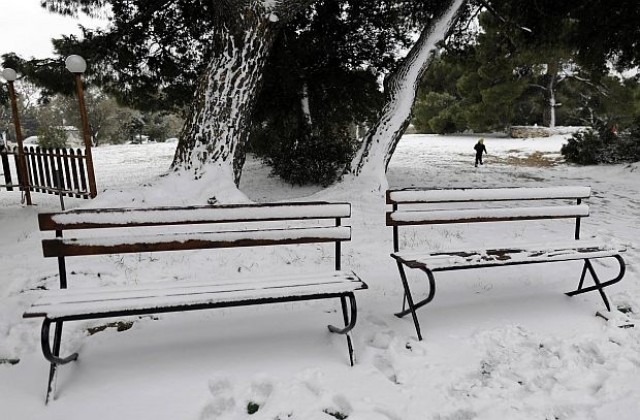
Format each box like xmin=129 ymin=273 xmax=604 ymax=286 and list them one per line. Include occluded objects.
xmin=386 ymin=186 xmax=626 ymax=340
xmin=24 ymin=202 xmax=367 ymax=403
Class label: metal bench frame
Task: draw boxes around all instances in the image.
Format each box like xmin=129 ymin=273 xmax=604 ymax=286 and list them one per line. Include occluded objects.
xmin=386 ymin=187 xmax=626 ymax=340
xmin=27 ymin=202 xmax=367 ymax=403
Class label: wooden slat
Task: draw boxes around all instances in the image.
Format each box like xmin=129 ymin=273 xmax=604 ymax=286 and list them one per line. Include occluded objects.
xmin=42 ymin=226 xmax=352 ymax=257
xmin=38 ymin=202 xmax=351 ymax=231
xmin=0 ymin=146 xmax=13 ymax=191
xmin=69 ymin=148 xmax=81 ymax=197
xmin=387 ymin=186 xmax=591 ymax=204
xmin=53 ymin=148 xmax=66 ymax=196
xmin=35 ymin=146 xmax=46 ymax=193
xmin=27 ymin=272 xmax=364 ymax=308
xmin=392 ymin=239 xmax=624 ymax=271
xmin=42 ymin=147 xmax=53 ymax=194
xmin=77 ymin=148 xmax=87 ymax=198
xmin=62 ymin=148 xmax=73 ymax=197
xmin=28 ymin=271 xmax=362 ymax=302
xmin=386 ymin=204 xmax=589 ymax=226
xmin=27 ymin=147 xmax=38 ymax=192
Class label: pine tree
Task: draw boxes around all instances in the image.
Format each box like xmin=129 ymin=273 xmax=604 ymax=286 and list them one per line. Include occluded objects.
xmin=414 ymin=1 xmax=640 ymax=133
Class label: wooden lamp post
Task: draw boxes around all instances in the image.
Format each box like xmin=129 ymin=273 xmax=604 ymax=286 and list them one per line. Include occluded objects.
xmin=2 ymin=68 xmax=32 ymax=205
xmin=65 ymin=55 xmax=97 ymax=198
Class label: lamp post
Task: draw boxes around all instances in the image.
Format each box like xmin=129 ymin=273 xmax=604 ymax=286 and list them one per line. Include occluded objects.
xmin=65 ymin=55 xmax=97 ymax=198
xmin=2 ymin=68 xmax=32 ymax=205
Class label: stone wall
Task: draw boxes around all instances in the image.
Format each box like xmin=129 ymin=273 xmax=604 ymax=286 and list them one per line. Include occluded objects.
xmin=509 ymin=126 xmax=551 ymax=138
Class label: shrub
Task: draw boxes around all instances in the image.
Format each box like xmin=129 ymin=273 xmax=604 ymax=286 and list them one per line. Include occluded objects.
xmin=261 ymin=126 xmax=357 ymax=187
xmin=561 ymin=119 xmax=640 ymax=164
xmin=37 ymin=126 xmax=67 ymax=148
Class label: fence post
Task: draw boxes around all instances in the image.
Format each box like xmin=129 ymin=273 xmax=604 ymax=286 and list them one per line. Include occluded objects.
xmin=1 ymin=145 xmax=13 ymax=191
xmin=53 ymin=169 xmax=65 ymax=211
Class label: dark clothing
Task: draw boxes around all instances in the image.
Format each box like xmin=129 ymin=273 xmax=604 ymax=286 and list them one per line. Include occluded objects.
xmin=474 ymin=142 xmax=487 ymax=166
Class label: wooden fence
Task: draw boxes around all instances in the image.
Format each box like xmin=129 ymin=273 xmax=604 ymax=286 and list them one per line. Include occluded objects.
xmin=0 ymin=146 xmax=95 ymax=199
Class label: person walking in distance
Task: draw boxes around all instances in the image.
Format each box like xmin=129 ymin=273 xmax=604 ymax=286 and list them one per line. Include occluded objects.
xmin=474 ymin=138 xmax=487 ymax=167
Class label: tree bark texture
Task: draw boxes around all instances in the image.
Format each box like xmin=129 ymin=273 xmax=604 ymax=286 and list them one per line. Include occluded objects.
xmin=346 ymin=0 xmax=466 ymax=180
xmin=172 ymin=6 xmax=276 ymax=185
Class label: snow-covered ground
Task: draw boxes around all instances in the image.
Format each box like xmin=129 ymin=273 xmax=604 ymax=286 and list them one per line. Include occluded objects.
xmin=1 ymin=134 xmax=639 ymax=420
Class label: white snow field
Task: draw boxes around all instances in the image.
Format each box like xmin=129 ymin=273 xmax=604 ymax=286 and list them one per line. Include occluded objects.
xmin=1 ymin=133 xmax=639 ymax=420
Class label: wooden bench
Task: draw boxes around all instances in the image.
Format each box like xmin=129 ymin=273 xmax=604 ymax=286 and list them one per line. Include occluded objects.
xmin=24 ymin=202 xmax=367 ymax=402
xmin=386 ymin=186 xmax=626 ymax=340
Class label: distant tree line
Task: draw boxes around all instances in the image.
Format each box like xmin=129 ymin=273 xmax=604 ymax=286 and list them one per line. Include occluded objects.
xmin=0 ymin=80 xmax=183 ymax=148
xmin=412 ymin=9 xmax=640 ymax=134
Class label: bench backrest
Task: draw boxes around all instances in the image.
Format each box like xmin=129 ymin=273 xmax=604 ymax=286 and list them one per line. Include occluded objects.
xmin=39 ymin=202 xmax=352 ymax=287
xmin=386 ymin=187 xmax=591 ymax=252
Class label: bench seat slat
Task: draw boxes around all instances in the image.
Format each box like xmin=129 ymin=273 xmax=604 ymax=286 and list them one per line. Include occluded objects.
xmin=24 ymin=271 xmax=366 ymax=321
xmin=387 ymin=204 xmax=589 ymax=226
xmin=387 ymin=186 xmax=591 ymax=204
xmin=28 ymin=272 xmax=363 ymax=303
xmin=392 ymin=239 xmax=625 ymax=271
xmin=39 ymin=202 xmax=351 ymax=230
xmin=42 ymin=226 xmax=351 ymax=257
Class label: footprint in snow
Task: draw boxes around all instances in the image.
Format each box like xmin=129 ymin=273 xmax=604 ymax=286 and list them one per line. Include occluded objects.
xmin=248 ymin=377 xmax=274 ymax=407
xmin=368 ymin=331 xmax=395 ymax=350
xmin=366 ymin=314 xmax=389 ymax=327
xmin=373 ymin=355 xmax=399 ymax=384
xmin=200 ymin=376 xmax=235 ymax=419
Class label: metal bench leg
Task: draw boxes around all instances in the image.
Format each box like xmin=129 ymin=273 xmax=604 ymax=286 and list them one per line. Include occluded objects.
xmin=566 ymin=256 xmax=626 ymax=311
xmin=328 ymin=294 xmax=357 ymax=366
xmin=41 ymin=319 xmax=78 ymax=404
xmin=576 ymin=259 xmax=589 ymax=291
xmin=393 ymin=264 xmax=436 ymax=341
xmin=397 ymin=261 xmax=408 ymax=313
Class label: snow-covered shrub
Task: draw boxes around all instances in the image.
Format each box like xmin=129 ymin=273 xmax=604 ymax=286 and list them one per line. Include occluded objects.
xmin=561 ymin=119 xmax=640 ymax=164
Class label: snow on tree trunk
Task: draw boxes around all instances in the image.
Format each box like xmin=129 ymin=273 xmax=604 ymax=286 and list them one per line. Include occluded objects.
xmin=172 ymin=16 xmax=275 ymax=187
xmin=345 ymin=0 xmax=466 ymax=188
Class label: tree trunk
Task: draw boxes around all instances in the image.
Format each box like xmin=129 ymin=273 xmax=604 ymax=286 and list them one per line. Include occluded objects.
xmin=543 ymin=61 xmax=559 ymax=128
xmin=172 ymin=10 xmax=276 ymax=186
xmin=300 ymin=81 xmax=313 ymax=128
xmin=345 ymin=0 xmax=466 ymax=185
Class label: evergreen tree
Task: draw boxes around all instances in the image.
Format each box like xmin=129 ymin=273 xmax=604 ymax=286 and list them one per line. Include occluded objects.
xmin=7 ymin=0 xmax=454 ymax=186
xmin=5 ymin=0 xmax=639 ymax=194
xmin=414 ymin=1 xmax=640 ymax=133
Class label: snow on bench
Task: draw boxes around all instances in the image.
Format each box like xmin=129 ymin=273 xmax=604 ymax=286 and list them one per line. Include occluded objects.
xmin=387 ymin=204 xmax=590 ymax=225
xmin=25 ymin=202 xmax=367 ymax=403
xmin=24 ymin=271 xmax=364 ymax=321
xmin=38 ymin=202 xmax=353 ymax=229
xmin=386 ymin=186 xmax=592 ymax=204
xmin=393 ymin=238 xmax=624 ymax=270
xmin=386 ymin=186 xmax=626 ymax=341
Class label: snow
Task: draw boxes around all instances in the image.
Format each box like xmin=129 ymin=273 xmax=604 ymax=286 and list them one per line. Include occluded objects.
xmin=1 ymin=133 xmax=639 ymax=419
xmin=45 ymin=202 xmax=351 ymax=228
xmin=25 ymin=271 xmax=365 ymax=320
xmin=388 ymin=186 xmax=592 ymax=203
